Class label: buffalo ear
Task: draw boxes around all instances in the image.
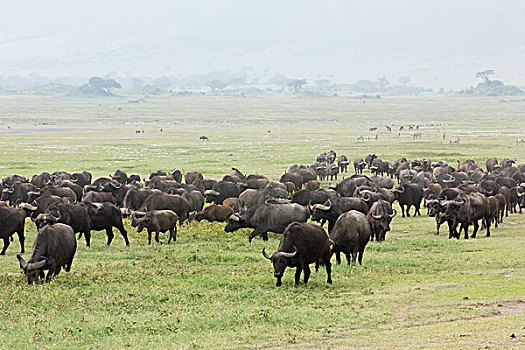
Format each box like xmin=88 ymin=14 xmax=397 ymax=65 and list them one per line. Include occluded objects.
xmin=16 ymin=254 xmax=27 ymax=269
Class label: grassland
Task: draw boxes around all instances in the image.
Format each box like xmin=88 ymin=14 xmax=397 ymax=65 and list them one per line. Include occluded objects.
xmin=0 ymin=95 xmax=524 ymax=349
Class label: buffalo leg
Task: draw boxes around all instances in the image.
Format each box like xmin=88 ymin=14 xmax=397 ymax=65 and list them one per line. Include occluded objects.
xmin=434 ymin=221 xmax=441 ymax=235
xmin=325 ymin=261 xmax=332 ymax=284
xmin=116 ymin=224 xmax=129 ymax=246
xmin=147 ymin=230 xmax=152 ymax=245
xmin=335 ymin=252 xmax=341 ymax=265
xmin=303 ymin=265 xmax=311 ymax=284
xmin=401 ymin=205 xmax=406 ymax=218
xmin=415 ymin=204 xmax=421 ymax=216
xmin=248 ymin=227 xmax=267 ymax=242
xmin=294 ymin=267 xmax=303 ymax=285
xmin=65 ymin=261 xmax=73 ymax=273
xmin=471 ymin=221 xmax=479 ymax=238
xmin=154 ymin=231 xmax=160 ymax=244
xmin=358 ymin=251 xmax=364 ymax=265
xmin=0 ymin=238 xmax=9 ymax=255
xmin=485 ymin=218 xmax=491 ymax=237
xmin=45 ymin=265 xmax=56 ymax=282
xmin=168 ymin=227 xmax=176 ymax=244
xmin=54 ymin=266 xmax=62 ymax=278
xmin=84 ymin=231 xmax=91 ymax=247
xmin=463 ymin=223 xmax=469 ymax=239
xmin=406 ymin=204 xmax=411 ymax=217
xmin=17 ymin=230 xmax=24 ymax=254
xmin=345 ymin=252 xmax=352 ymax=265
xmin=351 ymin=248 xmax=358 ymax=264
xmin=106 ymin=228 xmax=114 ymax=246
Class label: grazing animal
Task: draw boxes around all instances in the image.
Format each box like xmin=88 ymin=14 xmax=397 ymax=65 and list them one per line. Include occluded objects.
xmin=0 ymin=205 xmax=26 ymax=255
xmin=17 ymin=223 xmax=76 ymax=285
xmin=366 ymin=200 xmax=396 ymax=242
xmin=199 ymin=136 xmax=209 ymax=141
xmin=132 ymin=210 xmax=178 ymax=244
xmin=449 ymin=138 xmax=460 ymax=144
xmin=193 ymin=205 xmax=234 ymax=223
xmin=262 ymin=222 xmax=332 ymax=287
xmin=225 ymin=202 xmax=309 ymax=242
xmin=330 ymin=210 xmax=372 ymax=265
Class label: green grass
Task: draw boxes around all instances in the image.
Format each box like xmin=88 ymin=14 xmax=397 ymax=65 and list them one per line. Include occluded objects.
xmin=0 ymin=95 xmax=524 ymax=349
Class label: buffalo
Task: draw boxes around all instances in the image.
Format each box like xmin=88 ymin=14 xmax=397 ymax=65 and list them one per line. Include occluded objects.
xmin=330 ymin=210 xmax=372 ymax=264
xmin=262 ymin=222 xmax=332 ymax=287
xmin=17 ymin=223 xmax=76 ymax=285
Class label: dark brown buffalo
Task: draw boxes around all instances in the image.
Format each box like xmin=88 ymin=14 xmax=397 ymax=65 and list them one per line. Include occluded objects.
xmin=183 ymin=190 xmax=205 ymax=213
xmin=366 ymin=200 xmax=396 ymax=242
xmin=305 ymin=180 xmax=320 ymax=191
xmin=310 ymin=197 xmax=368 ymax=233
xmin=36 ymin=203 xmax=91 ymax=245
xmin=19 ymin=195 xmax=66 ymax=221
xmin=194 ymin=205 xmax=234 ymax=223
xmin=82 ymin=202 xmax=129 ymax=246
xmin=137 ymin=192 xmax=190 ymax=225
xmin=17 ymin=223 xmax=76 ymax=285
xmin=132 ymin=210 xmax=178 ymax=244
xmin=262 ymin=222 xmax=332 ymax=287
xmin=184 ymin=171 xmax=204 ymax=185
xmin=330 ymin=210 xmax=372 ymax=264
xmin=0 ymin=205 xmax=26 ymax=255
xmin=81 ymin=191 xmax=117 ymax=205
xmin=225 ymin=202 xmax=309 ymax=242
xmin=222 ymin=197 xmax=241 ymax=212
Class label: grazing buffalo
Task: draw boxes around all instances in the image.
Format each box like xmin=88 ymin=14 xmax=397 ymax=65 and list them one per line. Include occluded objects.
xmin=225 ymin=202 xmax=309 ymax=242
xmin=366 ymin=200 xmax=396 ymax=241
xmin=28 ymin=186 xmax=77 ymax=203
xmin=184 ymin=171 xmax=204 ymax=185
xmin=330 ymin=210 xmax=372 ymax=264
xmin=19 ymin=195 xmax=66 ymax=221
xmin=338 ymin=155 xmax=350 ymax=173
xmin=440 ymin=192 xmax=491 ymax=239
xmin=329 ymin=178 xmax=356 ymax=197
xmin=2 ymin=182 xmax=38 ymax=206
xmin=222 ymin=197 xmax=242 ymax=212
xmin=353 ymin=158 xmax=367 ymax=174
xmin=82 ymin=191 xmax=117 ymax=205
xmin=392 ymin=183 xmax=424 ymax=217
xmin=279 ymin=172 xmax=303 ymax=191
xmin=82 ymin=202 xmax=130 ymax=246
xmin=17 ymin=223 xmax=76 ymax=285
xmin=132 ymin=210 xmax=178 ymax=244
xmin=69 ymin=172 xmax=92 ymax=188
xmin=0 ymin=205 xmax=26 ymax=255
xmin=36 ymin=204 xmax=91 ymax=245
xmin=137 ymin=192 xmax=190 ymax=225
xmin=111 ymin=169 xmax=128 ymax=185
xmin=183 ymin=190 xmax=205 ymax=212
xmin=193 ymin=205 xmax=234 ymax=223
xmin=291 ymin=189 xmax=333 ymax=207
xmin=262 ymin=222 xmax=332 ymax=287
xmin=204 ymin=181 xmax=240 ymax=205
xmin=310 ymin=197 xmax=368 ymax=233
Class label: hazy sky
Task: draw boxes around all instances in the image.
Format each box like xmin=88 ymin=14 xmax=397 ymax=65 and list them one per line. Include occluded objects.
xmin=1 ymin=0 xmax=524 ymax=88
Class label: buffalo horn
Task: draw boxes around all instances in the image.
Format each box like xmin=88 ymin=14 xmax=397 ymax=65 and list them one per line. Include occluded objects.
xmin=329 ymin=239 xmax=335 ymax=251
xmin=110 ymin=182 xmax=122 ymax=189
xmin=262 ymin=248 xmax=273 ymax=260
xmin=26 ymin=258 xmax=47 ymax=272
xmin=204 ymin=190 xmax=220 ymax=196
xmin=361 ymin=192 xmax=371 ymax=202
xmin=389 ymin=209 xmax=397 ymax=218
xmin=280 ymin=247 xmax=298 ymax=258
xmin=19 ymin=203 xmax=38 ymax=211
xmin=371 ymin=213 xmax=382 ymax=219
xmin=229 ymin=214 xmax=240 ymax=222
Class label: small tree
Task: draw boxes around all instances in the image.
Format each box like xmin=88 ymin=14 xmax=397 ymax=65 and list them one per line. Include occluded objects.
xmin=399 ymin=75 xmax=410 ymax=86
xmin=206 ymin=80 xmax=228 ymax=94
xmin=88 ymin=77 xmax=121 ymax=95
xmin=287 ymin=79 xmax=307 ymax=94
xmin=475 ymin=70 xmax=494 ymax=84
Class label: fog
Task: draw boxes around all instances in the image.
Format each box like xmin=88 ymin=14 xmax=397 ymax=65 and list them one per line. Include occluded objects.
xmin=1 ymin=0 xmax=524 ymax=88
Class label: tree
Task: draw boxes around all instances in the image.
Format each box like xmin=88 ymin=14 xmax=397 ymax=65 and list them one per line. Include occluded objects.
xmin=206 ymin=80 xmax=228 ymax=94
xmin=287 ymin=79 xmax=307 ymax=94
xmin=398 ymin=75 xmax=410 ymax=86
xmin=377 ymin=76 xmax=390 ymax=90
xmin=87 ymin=77 xmax=121 ymax=95
xmin=476 ymin=70 xmax=495 ymax=84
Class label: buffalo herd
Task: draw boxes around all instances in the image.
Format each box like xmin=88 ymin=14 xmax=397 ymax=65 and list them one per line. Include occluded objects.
xmin=2 ymin=153 xmax=524 ymax=286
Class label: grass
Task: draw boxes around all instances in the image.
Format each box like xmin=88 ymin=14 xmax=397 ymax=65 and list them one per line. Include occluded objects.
xmin=0 ymin=94 xmax=524 ymax=349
